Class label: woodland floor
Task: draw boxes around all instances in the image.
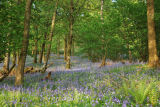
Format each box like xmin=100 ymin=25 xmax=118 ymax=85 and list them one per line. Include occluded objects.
xmin=0 ymin=54 xmax=159 ymax=106
xmin=0 ymin=54 xmax=143 ymax=73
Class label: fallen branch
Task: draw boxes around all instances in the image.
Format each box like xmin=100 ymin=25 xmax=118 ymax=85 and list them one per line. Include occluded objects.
xmin=0 ymin=64 xmax=15 ymax=82
xmin=40 ymin=62 xmax=54 ymax=73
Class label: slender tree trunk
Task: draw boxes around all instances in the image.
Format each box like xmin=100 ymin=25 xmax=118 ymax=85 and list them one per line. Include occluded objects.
xmin=43 ymin=0 xmax=58 ymax=71
xmin=100 ymin=53 xmax=106 ymax=67
xmin=57 ymin=38 xmax=60 ymax=58
xmin=39 ymin=34 xmax=46 ymax=63
xmin=127 ymin=44 xmax=132 ymax=63
xmin=17 ymin=51 xmax=20 ymax=64
xmin=15 ymin=0 xmax=33 ymax=86
xmin=3 ymin=52 xmax=10 ymax=71
xmin=64 ymin=35 xmax=67 ymax=61
xmin=100 ymin=0 xmax=106 ymax=67
xmin=100 ymin=0 xmax=104 ymax=21
xmin=66 ymin=0 xmax=74 ymax=69
xmin=147 ymin=0 xmax=159 ymax=67
xmin=72 ymin=38 xmax=74 ymax=56
xmin=42 ymin=51 xmax=46 ymax=63
xmin=32 ymin=47 xmax=34 ymax=55
xmin=33 ymin=39 xmax=38 ymax=63
xmin=12 ymin=51 xmax=16 ymax=65
xmin=129 ymin=50 xmax=132 ymax=63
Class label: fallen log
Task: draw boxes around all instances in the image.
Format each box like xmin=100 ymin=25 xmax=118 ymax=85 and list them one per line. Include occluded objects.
xmin=8 ymin=62 xmax=54 ymax=77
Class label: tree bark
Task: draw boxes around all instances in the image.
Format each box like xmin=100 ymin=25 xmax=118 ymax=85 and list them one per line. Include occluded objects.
xmin=147 ymin=0 xmax=159 ymax=67
xmin=32 ymin=47 xmax=34 ymax=56
xmin=100 ymin=0 xmax=104 ymax=21
xmin=33 ymin=39 xmax=38 ymax=63
xmin=3 ymin=52 xmax=10 ymax=71
xmin=39 ymin=34 xmax=46 ymax=63
xmin=12 ymin=51 xmax=16 ymax=65
xmin=57 ymin=38 xmax=60 ymax=58
xmin=72 ymin=38 xmax=74 ymax=56
xmin=64 ymin=35 xmax=67 ymax=61
xmin=15 ymin=0 xmax=33 ymax=86
xmin=129 ymin=50 xmax=132 ymax=63
xmin=42 ymin=51 xmax=46 ymax=63
xmin=17 ymin=51 xmax=20 ymax=65
xmin=100 ymin=0 xmax=106 ymax=67
xmin=127 ymin=44 xmax=132 ymax=63
xmin=66 ymin=0 xmax=74 ymax=69
xmin=100 ymin=52 xmax=106 ymax=67
xmin=43 ymin=0 xmax=59 ymax=71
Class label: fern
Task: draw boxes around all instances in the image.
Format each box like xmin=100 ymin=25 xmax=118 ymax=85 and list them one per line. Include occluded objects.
xmin=120 ymin=77 xmax=158 ymax=105
xmin=149 ymin=84 xmax=158 ymax=106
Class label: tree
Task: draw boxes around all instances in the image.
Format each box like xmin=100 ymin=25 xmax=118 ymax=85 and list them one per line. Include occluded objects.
xmin=147 ymin=0 xmax=159 ymax=67
xmin=39 ymin=34 xmax=46 ymax=63
xmin=15 ymin=0 xmax=33 ymax=86
xmin=100 ymin=0 xmax=106 ymax=67
xmin=43 ymin=0 xmax=59 ymax=71
xmin=66 ymin=0 xmax=74 ymax=69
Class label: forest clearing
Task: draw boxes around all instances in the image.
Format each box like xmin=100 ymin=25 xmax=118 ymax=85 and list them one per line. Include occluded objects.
xmin=0 ymin=0 xmax=160 ymax=106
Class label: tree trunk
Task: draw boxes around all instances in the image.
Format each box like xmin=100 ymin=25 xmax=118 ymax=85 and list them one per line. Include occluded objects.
xmin=33 ymin=39 xmax=38 ymax=63
xmin=32 ymin=47 xmax=34 ymax=56
xmin=3 ymin=52 xmax=10 ymax=71
xmin=12 ymin=51 xmax=16 ymax=65
xmin=66 ymin=0 xmax=74 ymax=69
xmin=100 ymin=0 xmax=104 ymax=21
xmin=127 ymin=44 xmax=132 ymax=63
xmin=64 ymin=35 xmax=67 ymax=61
xmin=147 ymin=0 xmax=159 ymax=67
xmin=43 ymin=0 xmax=58 ymax=71
xmin=57 ymin=38 xmax=60 ymax=58
xmin=17 ymin=51 xmax=20 ymax=65
xmin=100 ymin=0 xmax=106 ymax=67
xmin=72 ymin=38 xmax=74 ymax=56
xmin=129 ymin=50 xmax=132 ymax=63
xmin=39 ymin=34 xmax=46 ymax=63
xmin=100 ymin=53 xmax=106 ymax=67
xmin=42 ymin=52 xmax=46 ymax=63
xmin=15 ymin=0 xmax=33 ymax=86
